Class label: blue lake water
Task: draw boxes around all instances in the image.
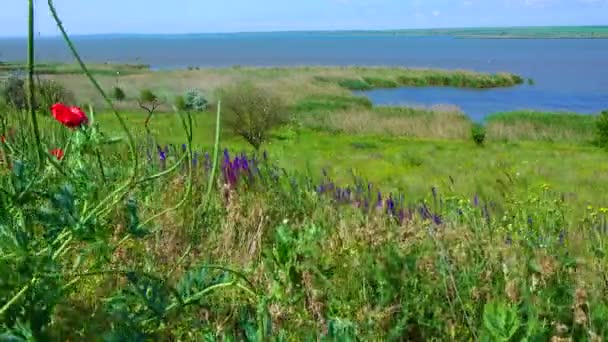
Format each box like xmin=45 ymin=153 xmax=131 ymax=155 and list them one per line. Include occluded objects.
xmin=357 ymin=85 xmax=608 ymax=121
xmin=1 ymin=33 xmax=607 ymax=118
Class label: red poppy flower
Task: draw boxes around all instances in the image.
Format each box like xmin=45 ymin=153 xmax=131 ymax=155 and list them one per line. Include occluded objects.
xmin=1 ymin=135 xmax=5 ymax=144
xmin=50 ymin=148 xmax=65 ymax=161
xmin=51 ymin=103 xmax=88 ymax=128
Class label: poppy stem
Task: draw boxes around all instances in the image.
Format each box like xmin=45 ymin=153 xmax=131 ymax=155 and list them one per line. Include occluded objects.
xmin=27 ymin=0 xmax=44 ymax=167
xmin=95 ymin=149 xmax=107 ymax=183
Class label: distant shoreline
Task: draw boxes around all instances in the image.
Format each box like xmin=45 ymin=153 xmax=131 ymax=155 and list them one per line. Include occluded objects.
xmin=1 ymin=26 xmax=607 ymax=40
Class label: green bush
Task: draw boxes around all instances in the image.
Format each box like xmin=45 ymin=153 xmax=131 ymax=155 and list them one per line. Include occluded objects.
xmin=337 ymin=79 xmax=372 ymax=90
xmin=112 ymin=86 xmax=126 ymax=101
xmin=35 ymin=79 xmax=75 ymax=111
xmin=597 ymin=110 xmax=608 ymax=148
xmin=292 ymin=95 xmax=372 ymax=113
xmin=1 ymin=77 xmax=74 ymax=111
xmin=471 ymin=123 xmax=486 ymax=146
xmin=220 ymin=82 xmax=287 ymax=150
xmin=1 ymin=76 xmax=27 ymax=110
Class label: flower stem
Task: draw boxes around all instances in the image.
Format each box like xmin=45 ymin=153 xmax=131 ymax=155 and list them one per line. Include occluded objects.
xmin=28 ymin=0 xmax=43 ymax=167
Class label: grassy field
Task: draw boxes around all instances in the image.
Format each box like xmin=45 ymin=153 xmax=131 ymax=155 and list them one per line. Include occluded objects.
xmin=89 ymin=109 xmax=608 ymax=214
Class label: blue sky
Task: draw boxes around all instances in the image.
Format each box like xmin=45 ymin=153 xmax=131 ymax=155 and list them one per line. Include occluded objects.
xmin=1 ymin=0 xmax=607 ymax=37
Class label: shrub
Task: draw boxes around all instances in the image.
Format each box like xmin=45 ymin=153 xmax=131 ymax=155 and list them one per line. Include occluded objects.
xmin=337 ymin=79 xmax=372 ymax=90
xmin=597 ymin=110 xmax=608 ymax=148
xmin=35 ymin=79 xmax=75 ymax=111
xmin=183 ymin=89 xmax=208 ymax=111
xmin=1 ymin=77 xmax=74 ymax=111
xmin=1 ymin=76 xmax=26 ymax=110
xmin=220 ymin=82 xmax=287 ymax=150
xmin=471 ymin=123 xmax=486 ymax=146
xmin=112 ymin=86 xmax=126 ymax=101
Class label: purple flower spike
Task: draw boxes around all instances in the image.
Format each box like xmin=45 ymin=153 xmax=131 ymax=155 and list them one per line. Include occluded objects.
xmin=386 ymin=195 xmax=395 ymax=215
xmin=182 ymin=144 xmax=187 ymax=152
xmin=377 ymin=191 xmax=383 ymax=208
xmin=473 ymin=194 xmax=479 ymax=207
xmin=432 ymin=214 xmax=442 ymax=225
xmin=192 ymin=152 xmax=199 ymax=167
xmin=159 ymin=150 xmax=167 ymax=161
xmin=223 ymin=149 xmax=230 ymax=161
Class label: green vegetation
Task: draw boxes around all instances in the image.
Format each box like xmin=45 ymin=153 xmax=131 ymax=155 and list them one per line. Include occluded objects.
xmin=315 ymin=70 xmax=523 ymax=91
xmin=182 ymin=89 xmax=209 ymax=112
xmin=471 ymin=122 xmax=486 ymax=146
xmin=138 ymin=88 xmax=160 ymax=130
xmin=111 ymin=86 xmax=126 ymax=101
xmin=485 ymin=110 xmax=598 ymax=143
xmin=220 ymin=82 xmax=287 ymax=150
xmin=1 ymin=76 xmax=75 ymax=110
xmin=597 ymin=110 xmax=608 ymax=148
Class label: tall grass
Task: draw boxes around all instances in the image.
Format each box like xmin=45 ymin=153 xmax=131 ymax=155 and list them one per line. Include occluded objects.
xmin=302 ymin=105 xmax=472 ymax=139
xmin=485 ymin=110 xmax=598 ymax=142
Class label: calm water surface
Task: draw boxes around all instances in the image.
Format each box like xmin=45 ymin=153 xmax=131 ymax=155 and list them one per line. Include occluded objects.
xmin=1 ymin=33 xmax=607 ymax=118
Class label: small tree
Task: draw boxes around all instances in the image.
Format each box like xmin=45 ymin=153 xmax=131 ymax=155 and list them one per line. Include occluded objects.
xmin=138 ymin=89 xmax=160 ymax=131
xmin=597 ymin=110 xmax=608 ymax=148
xmin=471 ymin=123 xmax=486 ymax=146
xmin=220 ymin=83 xmax=287 ymax=151
xmin=112 ymin=86 xmax=126 ymax=101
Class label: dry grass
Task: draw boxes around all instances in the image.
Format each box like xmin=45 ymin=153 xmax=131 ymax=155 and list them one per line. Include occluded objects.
xmin=305 ymin=105 xmax=472 ymax=139
xmin=485 ymin=111 xmax=597 ymax=143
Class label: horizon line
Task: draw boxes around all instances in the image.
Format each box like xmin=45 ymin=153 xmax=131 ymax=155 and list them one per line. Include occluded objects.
xmin=1 ymin=24 xmax=607 ymax=39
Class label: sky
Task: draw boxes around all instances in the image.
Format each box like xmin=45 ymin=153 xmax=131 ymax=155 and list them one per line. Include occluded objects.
xmin=0 ymin=0 xmax=607 ymax=37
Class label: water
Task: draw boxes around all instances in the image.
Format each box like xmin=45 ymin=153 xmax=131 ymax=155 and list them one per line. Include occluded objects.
xmin=357 ymin=85 xmax=608 ymax=121
xmin=1 ymin=33 xmax=607 ymax=118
